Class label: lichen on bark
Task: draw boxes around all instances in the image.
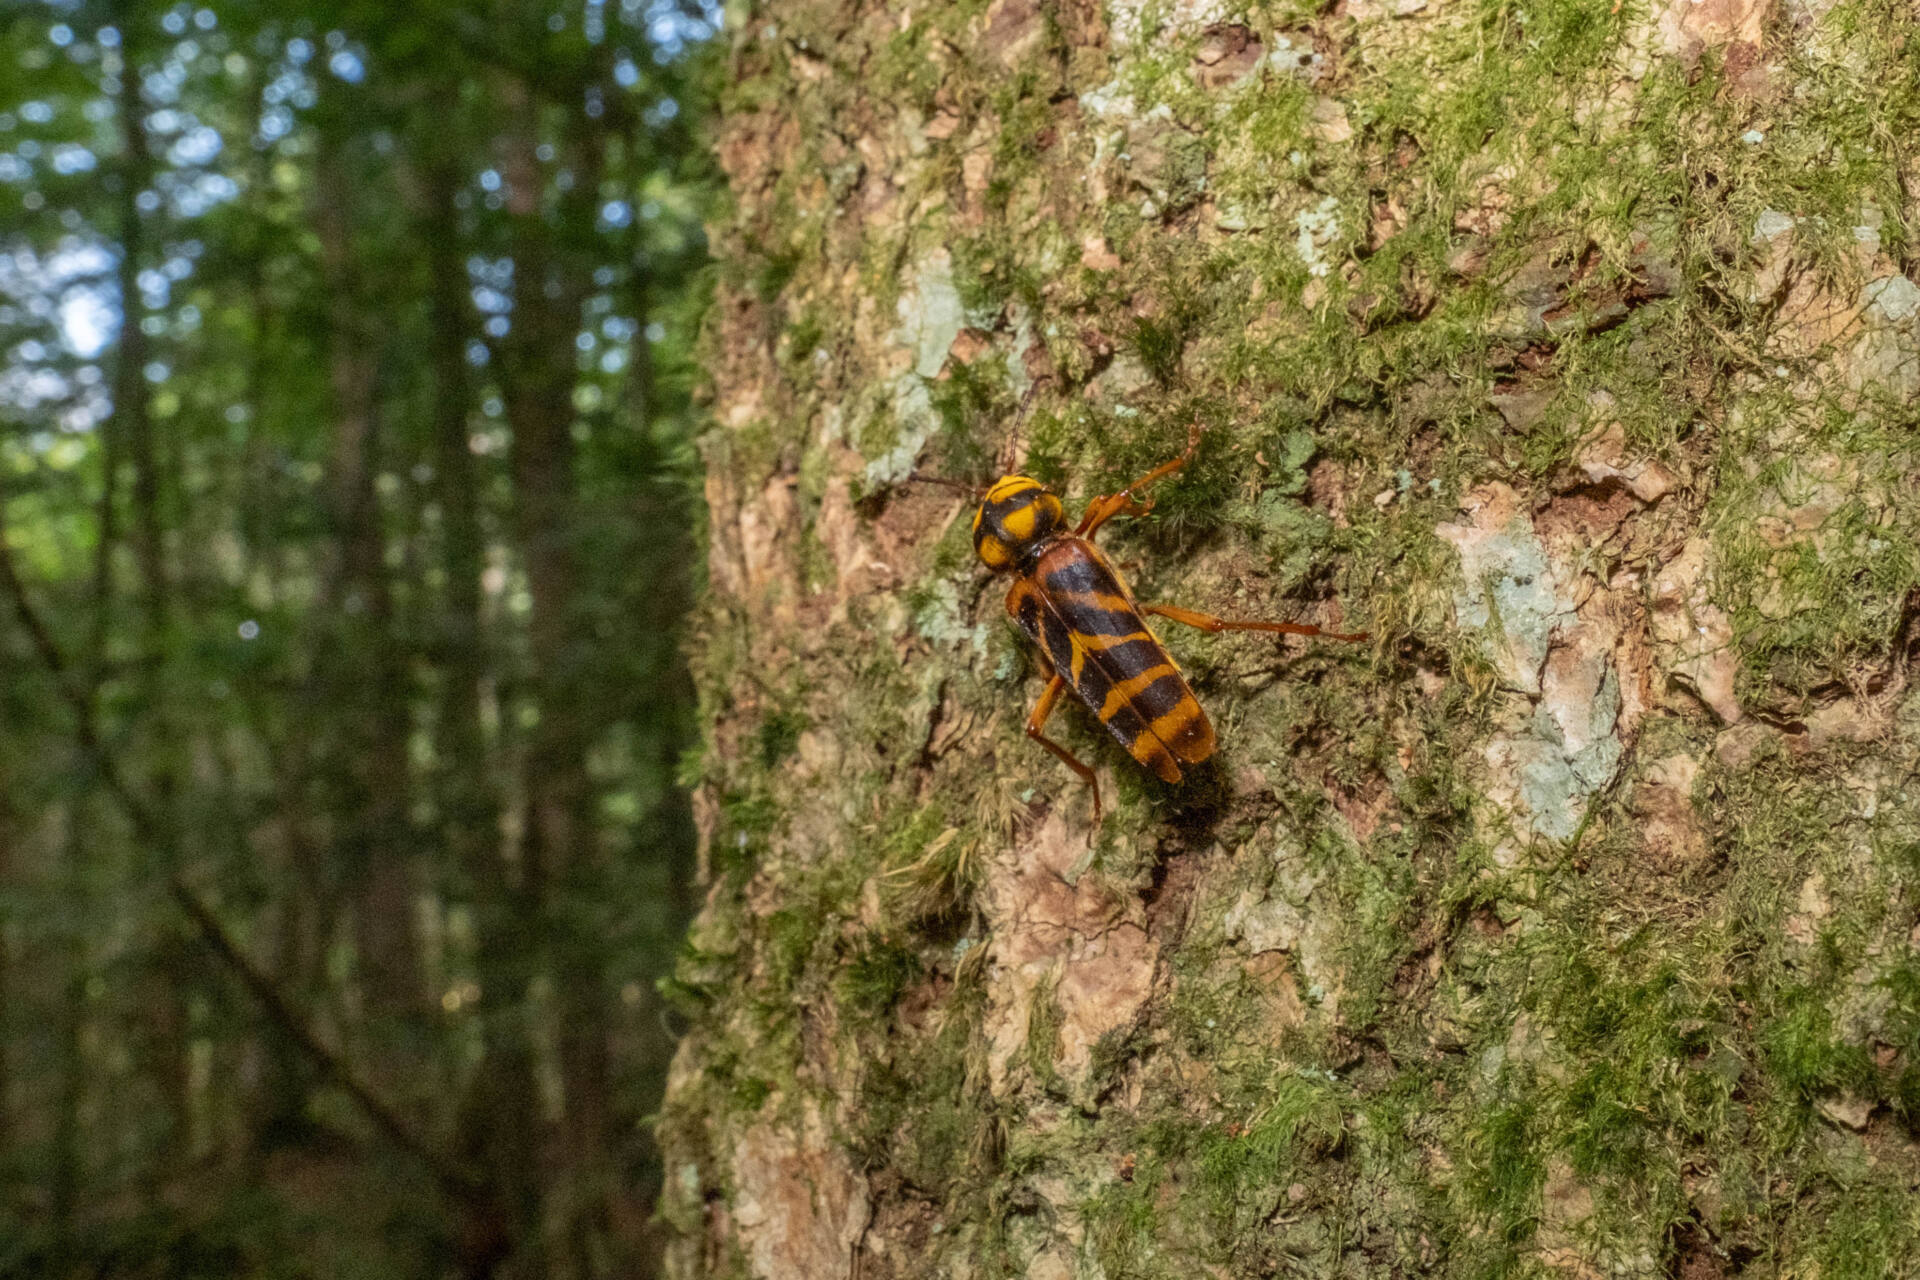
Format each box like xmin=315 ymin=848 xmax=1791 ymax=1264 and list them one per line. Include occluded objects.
xmin=661 ymin=0 xmax=1920 ymax=1275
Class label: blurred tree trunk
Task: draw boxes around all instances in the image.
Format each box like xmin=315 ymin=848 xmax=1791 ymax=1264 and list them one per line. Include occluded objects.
xmin=423 ymin=155 xmax=550 ymax=1280
xmin=50 ymin=807 xmax=87 ymax=1245
xmin=660 ymin=2 xmax=1920 ymax=1277
xmin=258 ymin=752 xmax=331 ymax=1146
xmin=0 ymin=795 xmax=9 ymax=1160
xmin=314 ymin=129 xmax=430 ymax=1094
xmin=113 ymin=32 xmax=194 ymax=1167
xmin=493 ymin=84 xmax=618 ymax=1270
xmin=232 ymin=61 xmax=326 ymax=1152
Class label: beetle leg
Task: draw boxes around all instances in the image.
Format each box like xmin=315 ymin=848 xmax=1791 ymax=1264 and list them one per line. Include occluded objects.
xmin=1075 ymin=423 xmax=1202 ymax=539
xmin=1026 ymin=674 xmax=1101 ymax=821
xmin=1141 ymin=602 xmax=1368 ymax=644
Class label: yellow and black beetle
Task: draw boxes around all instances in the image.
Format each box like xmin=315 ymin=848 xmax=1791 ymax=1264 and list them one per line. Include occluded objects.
xmin=950 ymin=429 xmax=1366 ymax=817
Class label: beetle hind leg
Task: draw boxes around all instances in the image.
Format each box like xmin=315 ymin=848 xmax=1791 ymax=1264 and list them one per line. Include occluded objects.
xmin=1026 ymin=674 xmax=1102 ymax=821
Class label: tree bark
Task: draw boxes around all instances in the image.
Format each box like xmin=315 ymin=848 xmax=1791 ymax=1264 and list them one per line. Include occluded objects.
xmin=661 ymin=2 xmax=1920 ymax=1277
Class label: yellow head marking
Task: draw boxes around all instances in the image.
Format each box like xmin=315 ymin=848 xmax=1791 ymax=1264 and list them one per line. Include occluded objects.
xmin=1003 ymin=504 xmax=1038 ymax=540
xmin=977 ymin=535 xmax=1011 ymax=569
xmin=984 ymin=475 xmax=1039 ymax=503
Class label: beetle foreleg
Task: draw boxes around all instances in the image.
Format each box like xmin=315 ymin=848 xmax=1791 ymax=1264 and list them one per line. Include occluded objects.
xmin=1026 ymin=674 xmax=1102 ymax=821
xmin=1075 ymin=423 xmax=1203 ymax=540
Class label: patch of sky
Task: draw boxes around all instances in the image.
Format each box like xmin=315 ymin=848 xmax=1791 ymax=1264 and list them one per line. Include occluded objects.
xmin=50 ymin=144 xmax=94 ymax=174
xmin=170 ymin=125 xmax=222 ymax=166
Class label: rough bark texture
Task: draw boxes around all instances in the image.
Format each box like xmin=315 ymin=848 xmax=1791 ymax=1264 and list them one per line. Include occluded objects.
xmin=662 ymin=1 xmax=1920 ymax=1276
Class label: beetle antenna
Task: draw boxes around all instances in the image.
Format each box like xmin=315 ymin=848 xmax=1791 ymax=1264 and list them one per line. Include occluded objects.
xmin=906 ymin=472 xmax=984 ymax=497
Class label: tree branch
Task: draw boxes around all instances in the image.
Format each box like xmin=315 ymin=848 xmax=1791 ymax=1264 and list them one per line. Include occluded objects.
xmin=0 ymin=513 xmax=484 ymax=1204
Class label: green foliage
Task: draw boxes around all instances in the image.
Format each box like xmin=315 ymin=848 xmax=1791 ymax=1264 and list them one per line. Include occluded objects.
xmin=0 ymin=0 xmax=720 ymax=1274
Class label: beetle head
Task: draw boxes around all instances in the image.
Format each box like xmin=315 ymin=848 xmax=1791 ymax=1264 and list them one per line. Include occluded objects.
xmin=971 ymin=475 xmax=1065 ymax=572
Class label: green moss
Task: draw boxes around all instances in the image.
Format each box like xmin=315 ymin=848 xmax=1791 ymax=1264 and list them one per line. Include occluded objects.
xmin=880 ymin=809 xmax=981 ymax=923
xmin=751 ymin=241 xmax=803 ymax=303
xmin=780 ymin=307 xmax=826 ymax=369
xmin=1023 ymin=974 xmax=1067 ymax=1095
xmin=1084 ymin=1165 xmax=1169 ymax=1279
xmin=927 ymin=353 xmax=1019 ymax=479
xmin=1467 ymin=1100 xmax=1545 ymax=1244
xmin=754 ymin=705 xmax=809 ymax=770
xmin=1128 ymin=311 xmax=1191 ymax=387
xmin=762 ymin=905 xmax=821 ymax=992
xmin=709 ymin=787 xmax=779 ymax=879
xmin=835 ymin=934 xmax=922 ymax=1018
xmin=1801 ymin=1181 xmax=1920 ymax=1280
xmin=985 ymin=77 xmax=1058 ymax=210
xmin=1756 ymin=988 xmax=1875 ymax=1114
xmin=731 ymin=1073 xmax=772 ymax=1114
xmin=1197 ymin=1074 xmax=1345 ymax=1220
xmin=1081 ymin=1069 xmax=1357 ymax=1276
xmin=856 ymin=965 xmax=1000 ymax=1200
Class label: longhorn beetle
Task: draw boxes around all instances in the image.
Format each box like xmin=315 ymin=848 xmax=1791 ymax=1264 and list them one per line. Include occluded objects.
xmin=931 ymin=428 xmax=1366 ymax=819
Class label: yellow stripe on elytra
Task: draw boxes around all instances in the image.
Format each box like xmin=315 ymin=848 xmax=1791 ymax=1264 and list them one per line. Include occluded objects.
xmin=1127 ymin=732 xmax=1181 ymax=781
xmin=1074 ymin=629 xmax=1153 ymax=653
xmin=1066 ymin=623 xmax=1158 ymax=691
xmin=1127 ymin=733 xmax=1171 ymax=762
xmin=1148 ymin=701 xmax=1203 ymax=744
xmin=1097 ymin=664 xmax=1178 ymax=721
xmin=1070 ymin=627 xmax=1158 ymax=702
xmin=1050 ymin=588 xmax=1134 ymax=617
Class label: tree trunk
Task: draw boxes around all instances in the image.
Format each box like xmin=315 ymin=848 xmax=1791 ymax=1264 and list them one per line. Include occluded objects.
xmin=423 ymin=154 xmax=551 ymax=1280
xmin=314 ymin=128 xmax=430 ymax=1096
xmin=493 ymin=83 xmax=620 ymax=1271
xmin=110 ymin=3 xmax=196 ymax=1171
xmin=0 ymin=792 xmax=9 ymax=1161
xmin=661 ymin=2 xmax=1920 ymax=1276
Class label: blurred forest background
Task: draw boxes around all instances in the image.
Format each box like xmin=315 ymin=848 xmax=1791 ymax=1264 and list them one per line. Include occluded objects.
xmin=0 ymin=1 xmax=719 ymax=1276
